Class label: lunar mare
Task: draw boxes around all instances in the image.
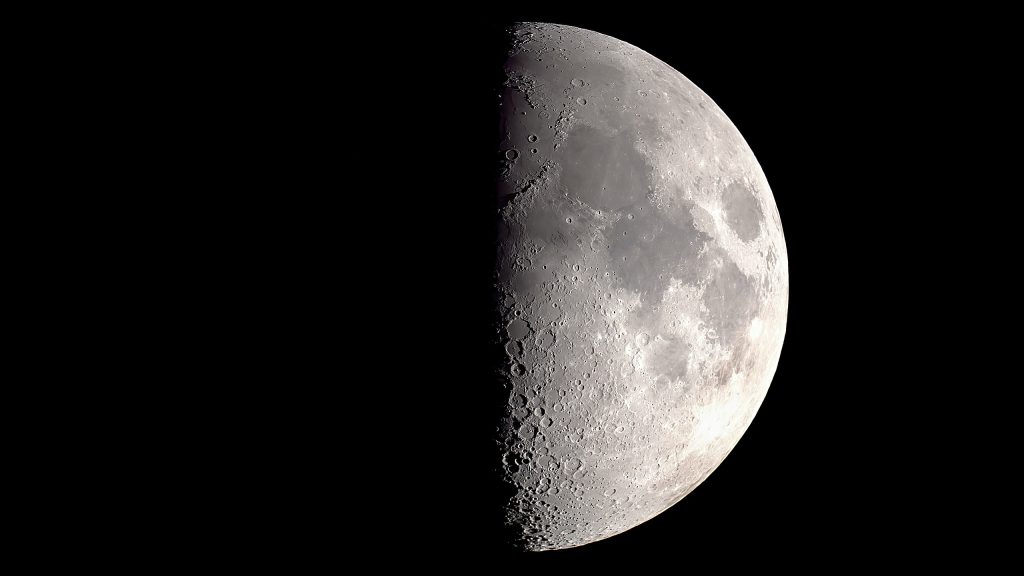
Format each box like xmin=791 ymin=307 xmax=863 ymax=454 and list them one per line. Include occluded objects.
xmin=494 ymin=23 xmax=788 ymax=551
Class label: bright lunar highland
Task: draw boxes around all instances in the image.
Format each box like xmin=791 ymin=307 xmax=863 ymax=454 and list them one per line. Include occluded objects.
xmin=494 ymin=22 xmax=789 ymax=551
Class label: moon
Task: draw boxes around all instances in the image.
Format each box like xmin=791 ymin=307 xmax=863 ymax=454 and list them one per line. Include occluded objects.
xmin=494 ymin=23 xmax=789 ymax=551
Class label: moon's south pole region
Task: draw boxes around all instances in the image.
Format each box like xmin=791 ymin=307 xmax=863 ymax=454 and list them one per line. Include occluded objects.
xmin=493 ymin=23 xmax=789 ymax=551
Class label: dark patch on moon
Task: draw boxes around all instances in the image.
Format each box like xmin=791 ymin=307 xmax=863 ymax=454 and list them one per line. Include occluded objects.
xmin=646 ymin=335 xmax=690 ymax=381
xmin=701 ymin=257 xmax=758 ymax=342
xmin=558 ymin=124 xmax=652 ymax=212
xmin=608 ymin=196 xmax=710 ymax=305
xmin=571 ymin=61 xmax=627 ymax=95
xmin=722 ymin=182 xmax=763 ymax=242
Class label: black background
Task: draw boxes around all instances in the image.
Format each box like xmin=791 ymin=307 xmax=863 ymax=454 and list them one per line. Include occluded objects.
xmin=172 ymin=9 xmax=1011 ymax=568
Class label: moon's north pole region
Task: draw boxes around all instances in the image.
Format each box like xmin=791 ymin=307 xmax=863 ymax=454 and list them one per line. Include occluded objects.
xmin=494 ymin=22 xmax=789 ymax=551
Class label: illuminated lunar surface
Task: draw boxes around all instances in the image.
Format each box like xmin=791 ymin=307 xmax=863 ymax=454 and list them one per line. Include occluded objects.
xmin=494 ymin=22 xmax=789 ymax=551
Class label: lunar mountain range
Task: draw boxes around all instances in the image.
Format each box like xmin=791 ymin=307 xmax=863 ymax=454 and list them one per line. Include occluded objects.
xmin=493 ymin=23 xmax=789 ymax=551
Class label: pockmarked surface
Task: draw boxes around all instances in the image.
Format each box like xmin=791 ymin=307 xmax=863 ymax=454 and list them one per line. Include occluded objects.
xmin=494 ymin=23 xmax=789 ymax=551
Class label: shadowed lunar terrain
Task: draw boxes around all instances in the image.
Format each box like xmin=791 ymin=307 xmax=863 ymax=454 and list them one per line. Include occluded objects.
xmin=493 ymin=22 xmax=788 ymax=551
